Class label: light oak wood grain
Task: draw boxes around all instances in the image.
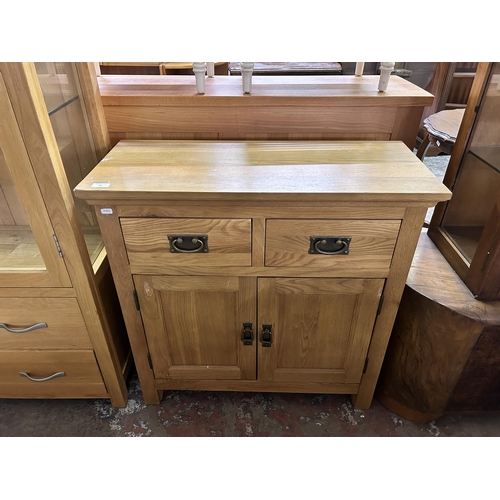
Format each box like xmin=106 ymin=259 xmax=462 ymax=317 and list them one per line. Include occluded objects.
xmin=265 ymin=219 xmax=400 ymax=271
xmin=0 ymin=349 xmax=107 ymax=398
xmin=0 ymin=62 xmax=129 ymax=407
xmin=77 ymin=140 xmax=451 ymax=409
xmin=121 ymin=218 xmax=252 ymax=272
xmin=98 ymin=75 xmax=432 ymax=148
xmin=74 ymin=140 xmax=451 ymax=205
xmin=0 ymin=297 xmax=92 ymax=349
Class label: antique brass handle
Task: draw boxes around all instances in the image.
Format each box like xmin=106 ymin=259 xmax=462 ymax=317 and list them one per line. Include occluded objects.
xmin=260 ymin=324 xmax=273 ymax=347
xmin=309 ymin=236 xmax=351 ymax=255
xmin=241 ymin=322 xmax=253 ymax=346
xmin=168 ymin=234 xmax=209 ymax=253
xmin=0 ymin=322 xmax=47 ymax=333
xmin=19 ymin=371 xmax=66 ymax=382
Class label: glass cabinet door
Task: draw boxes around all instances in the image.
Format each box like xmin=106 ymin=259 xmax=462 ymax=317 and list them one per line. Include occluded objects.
xmin=34 ymin=63 xmax=105 ymax=268
xmin=0 ymin=72 xmax=71 ymax=287
xmin=440 ymin=62 xmax=500 ymax=264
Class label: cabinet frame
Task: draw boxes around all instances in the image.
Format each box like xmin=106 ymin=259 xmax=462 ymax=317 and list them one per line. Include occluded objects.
xmin=428 ymin=62 xmax=500 ymax=300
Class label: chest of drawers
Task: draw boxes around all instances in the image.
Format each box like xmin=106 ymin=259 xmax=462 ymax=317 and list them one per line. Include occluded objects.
xmin=74 ymin=140 xmax=451 ymax=407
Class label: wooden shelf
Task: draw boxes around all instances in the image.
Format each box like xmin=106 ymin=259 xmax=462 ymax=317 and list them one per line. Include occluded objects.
xmin=0 ymin=225 xmax=104 ymax=272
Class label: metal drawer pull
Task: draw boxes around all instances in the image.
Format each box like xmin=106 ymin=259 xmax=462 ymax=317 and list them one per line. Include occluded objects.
xmin=309 ymin=236 xmax=351 ymax=255
xmin=168 ymin=234 xmax=209 ymax=253
xmin=19 ymin=371 xmax=66 ymax=382
xmin=0 ymin=322 xmax=48 ymax=334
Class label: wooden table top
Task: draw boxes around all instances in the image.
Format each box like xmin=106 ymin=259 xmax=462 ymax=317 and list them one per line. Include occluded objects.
xmin=424 ymin=108 xmax=465 ymax=142
xmin=97 ymin=75 xmax=434 ymax=107
xmin=75 ymin=140 xmax=451 ymax=205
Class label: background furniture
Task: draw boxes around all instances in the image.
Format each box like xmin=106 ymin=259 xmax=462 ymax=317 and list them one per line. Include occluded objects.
xmin=416 ymin=108 xmax=465 ymax=160
xmin=428 ymin=62 xmax=500 ymax=301
xmin=0 ymin=62 xmax=130 ymax=406
xmin=96 ymin=74 xmax=433 ymax=148
xmin=376 ymin=231 xmax=500 ymax=422
xmin=74 ymin=140 xmax=450 ymax=407
xmin=227 ymin=62 xmax=342 ymax=75
xmin=376 ymin=62 xmax=500 ymax=422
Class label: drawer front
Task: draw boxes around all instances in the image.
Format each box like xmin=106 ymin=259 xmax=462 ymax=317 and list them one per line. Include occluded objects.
xmin=0 ymin=350 xmax=108 ymax=398
xmin=265 ymin=219 xmax=401 ymax=272
xmin=121 ymin=218 xmax=252 ymax=273
xmin=0 ymin=298 xmax=92 ymax=349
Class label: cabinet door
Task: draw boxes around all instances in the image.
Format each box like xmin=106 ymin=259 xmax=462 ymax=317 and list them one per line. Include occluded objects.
xmin=258 ymin=278 xmax=384 ymax=384
xmin=134 ymin=275 xmax=256 ymax=381
xmin=0 ymin=72 xmax=71 ymax=287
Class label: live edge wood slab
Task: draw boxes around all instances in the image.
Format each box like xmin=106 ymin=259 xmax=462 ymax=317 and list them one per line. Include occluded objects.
xmin=74 ymin=140 xmax=450 ymax=407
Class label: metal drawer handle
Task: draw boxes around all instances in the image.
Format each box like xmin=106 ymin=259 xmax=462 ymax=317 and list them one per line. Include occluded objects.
xmin=19 ymin=371 xmax=66 ymax=382
xmin=0 ymin=322 xmax=48 ymax=334
xmin=309 ymin=236 xmax=351 ymax=255
xmin=168 ymin=234 xmax=209 ymax=253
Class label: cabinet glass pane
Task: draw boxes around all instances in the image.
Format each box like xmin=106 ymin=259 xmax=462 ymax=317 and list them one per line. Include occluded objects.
xmin=441 ymin=62 xmax=500 ymax=263
xmin=35 ymin=63 xmax=104 ymax=267
xmin=0 ymin=147 xmax=46 ymax=271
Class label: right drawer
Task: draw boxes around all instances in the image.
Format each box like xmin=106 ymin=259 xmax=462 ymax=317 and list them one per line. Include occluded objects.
xmin=0 ymin=298 xmax=92 ymax=350
xmin=265 ymin=219 xmax=401 ymax=272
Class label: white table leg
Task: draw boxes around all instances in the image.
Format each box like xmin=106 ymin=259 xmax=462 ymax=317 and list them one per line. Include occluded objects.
xmin=355 ymin=62 xmax=365 ymax=76
xmin=207 ymin=62 xmax=215 ymax=78
xmin=242 ymin=62 xmax=254 ymax=94
xmin=193 ymin=62 xmax=207 ymax=94
xmin=378 ymin=62 xmax=394 ymax=92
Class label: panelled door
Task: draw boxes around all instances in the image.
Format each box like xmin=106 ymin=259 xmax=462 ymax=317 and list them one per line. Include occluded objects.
xmin=0 ymin=71 xmax=71 ymax=288
xmin=134 ymin=275 xmax=256 ymax=381
xmin=257 ymin=277 xmax=384 ymax=384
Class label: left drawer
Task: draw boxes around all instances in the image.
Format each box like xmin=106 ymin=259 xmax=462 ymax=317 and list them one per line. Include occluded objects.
xmin=0 ymin=350 xmax=108 ymax=398
xmin=120 ymin=218 xmax=252 ymax=273
xmin=0 ymin=298 xmax=92 ymax=350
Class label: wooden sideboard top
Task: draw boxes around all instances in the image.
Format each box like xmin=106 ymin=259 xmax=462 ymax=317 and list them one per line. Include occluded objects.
xmin=97 ymin=75 xmax=434 ymax=107
xmin=74 ymin=140 xmax=451 ymax=204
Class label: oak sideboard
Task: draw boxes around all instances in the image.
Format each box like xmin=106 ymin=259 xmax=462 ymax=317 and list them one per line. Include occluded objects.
xmin=74 ymin=140 xmax=451 ymax=407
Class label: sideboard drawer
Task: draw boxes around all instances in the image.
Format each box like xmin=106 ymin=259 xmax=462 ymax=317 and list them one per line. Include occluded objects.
xmin=265 ymin=219 xmax=401 ymax=272
xmin=0 ymin=298 xmax=92 ymax=350
xmin=120 ymin=218 xmax=252 ymax=273
xmin=0 ymin=350 xmax=108 ymax=398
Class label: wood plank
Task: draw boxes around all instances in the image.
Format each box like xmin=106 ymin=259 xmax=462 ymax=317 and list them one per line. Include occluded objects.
xmin=103 ymin=105 xmax=397 ymax=135
xmin=74 ymin=141 xmax=452 ymax=205
xmin=95 ymin=208 xmax=161 ymax=404
xmin=353 ymin=207 xmax=428 ymax=409
xmin=75 ymin=62 xmax=111 ymax=160
xmin=155 ymin=379 xmax=359 ymax=395
xmin=98 ymin=75 xmax=434 ymax=107
xmin=116 ymin=203 xmax=406 ymax=219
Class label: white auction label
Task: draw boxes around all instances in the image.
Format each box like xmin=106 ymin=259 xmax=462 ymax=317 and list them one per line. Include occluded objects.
xmin=91 ymin=182 xmax=111 ymax=188
xmin=100 ymin=208 xmax=113 ymax=214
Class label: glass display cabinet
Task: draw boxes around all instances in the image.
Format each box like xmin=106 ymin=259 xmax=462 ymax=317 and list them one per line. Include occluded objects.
xmin=0 ymin=63 xmax=130 ymax=406
xmin=34 ymin=62 xmax=105 ymax=266
xmin=428 ymin=62 xmax=500 ymax=301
